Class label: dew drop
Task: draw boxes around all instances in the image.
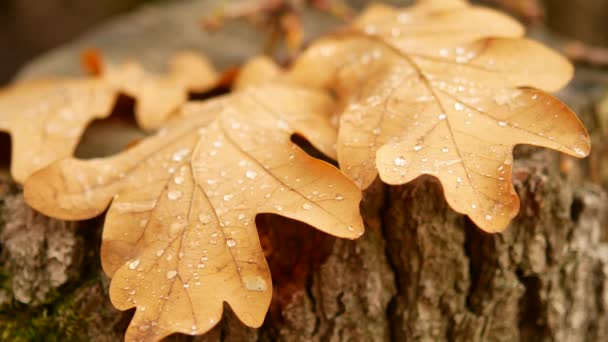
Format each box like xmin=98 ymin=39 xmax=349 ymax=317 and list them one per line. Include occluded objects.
xmin=198 ymin=213 xmax=211 ymax=224
xmin=245 ymin=170 xmax=257 ymax=179
xmin=485 ymin=214 xmax=493 ymax=221
xmin=244 ymin=276 xmax=267 ymax=291
xmin=128 ymin=259 xmax=140 ymax=270
xmin=166 ymin=270 xmax=177 ymax=279
xmin=226 ymin=239 xmax=237 ymax=248
xmin=438 ymin=113 xmax=447 ymax=120
xmin=335 ymin=195 xmax=344 ymax=201
xmin=302 ymin=203 xmax=313 ymax=210
xmin=277 ymin=120 xmax=289 ymax=130
xmin=169 ymin=221 xmax=186 ymax=236
xmin=498 ymin=121 xmax=508 ymax=127
xmin=454 ymin=103 xmax=464 ymax=111
xmin=441 ymin=147 xmax=449 ymax=153
xmin=115 ymin=200 xmax=157 ymax=214
xmin=394 ymin=157 xmax=407 ymax=166
xmin=223 ymin=194 xmax=234 ymax=201
xmin=573 ymin=147 xmax=587 ymax=157
xmin=174 ymin=176 xmax=184 ymax=185
xmin=172 ymin=148 xmax=190 ymax=162
xmin=414 ymin=144 xmax=422 ymax=151
xmin=168 ymin=190 xmax=182 ymax=200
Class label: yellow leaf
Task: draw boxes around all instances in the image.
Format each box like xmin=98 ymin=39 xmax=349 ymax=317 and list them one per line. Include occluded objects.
xmin=288 ymin=2 xmax=589 ymax=232
xmin=0 ymin=79 xmax=115 ymax=183
xmin=102 ymin=51 xmax=219 ymax=130
xmin=24 ymin=84 xmax=363 ymax=340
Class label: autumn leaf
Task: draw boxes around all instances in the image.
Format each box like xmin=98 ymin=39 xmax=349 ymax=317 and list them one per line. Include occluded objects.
xmin=24 ymin=84 xmax=363 ymax=340
xmin=100 ymin=51 xmax=219 ymax=130
xmin=0 ymin=79 xmax=116 ymax=183
xmin=354 ymin=0 xmax=524 ymax=54
xmin=288 ymin=2 xmax=590 ymax=232
xmin=233 ymin=55 xmax=282 ymax=90
xmin=0 ymin=52 xmax=219 ymax=184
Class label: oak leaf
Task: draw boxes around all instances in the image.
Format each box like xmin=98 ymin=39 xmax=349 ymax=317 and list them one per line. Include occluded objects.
xmin=0 ymin=79 xmax=116 ymax=183
xmin=233 ymin=55 xmax=282 ymax=90
xmin=288 ymin=2 xmax=590 ymax=232
xmin=353 ymin=0 xmax=524 ymax=55
xmin=0 ymin=52 xmax=219 ymax=184
xmin=24 ymin=84 xmax=363 ymax=340
xmin=100 ymin=51 xmax=219 ymax=130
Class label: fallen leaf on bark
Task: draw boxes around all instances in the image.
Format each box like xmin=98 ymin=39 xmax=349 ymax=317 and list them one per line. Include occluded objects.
xmin=288 ymin=1 xmax=590 ymax=232
xmin=24 ymin=84 xmax=363 ymax=340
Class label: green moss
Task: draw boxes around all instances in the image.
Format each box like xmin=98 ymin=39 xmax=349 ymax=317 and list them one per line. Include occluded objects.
xmin=0 ymin=270 xmax=105 ymax=342
xmin=0 ymin=182 xmax=107 ymax=341
xmin=0 ymin=236 xmax=87 ymax=340
xmin=0 ymin=289 xmax=90 ymax=342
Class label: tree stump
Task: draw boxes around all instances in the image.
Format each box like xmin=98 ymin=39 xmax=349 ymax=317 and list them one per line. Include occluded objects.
xmin=1 ymin=0 xmax=607 ymax=340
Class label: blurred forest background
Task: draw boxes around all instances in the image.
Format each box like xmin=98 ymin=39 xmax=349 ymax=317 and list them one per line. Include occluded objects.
xmin=2 ymin=0 xmax=607 ymax=85
xmin=0 ymin=0 xmax=157 ymax=84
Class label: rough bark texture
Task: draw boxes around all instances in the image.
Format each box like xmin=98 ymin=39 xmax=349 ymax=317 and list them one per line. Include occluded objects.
xmin=0 ymin=192 xmax=83 ymax=305
xmin=1 ymin=0 xmax=607 ymax=341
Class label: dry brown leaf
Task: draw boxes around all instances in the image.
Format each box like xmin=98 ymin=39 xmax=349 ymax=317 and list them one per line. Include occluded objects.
xmin=0 ymin=52 xmax=218 ymax=184
xmin=233 ymin=55 xmax=283 ymax=90
xmin=0 ymin=79 xmax=116 ymax=183
xmin=101 ymin=51 xmax=219 ymax=130
xmin=81 ymin=48 xmax=104 ymax=76
xmin=24 ymin=84 xmax=363 ymax=340
xmin=288 ymin=2 xmax=590 ymax=232
xmin=354 ymin=0 xmax=524 ymax=56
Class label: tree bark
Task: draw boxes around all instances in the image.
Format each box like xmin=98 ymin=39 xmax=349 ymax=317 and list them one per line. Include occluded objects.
xmin=1 ymin=0 xmax=607 ymax=341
